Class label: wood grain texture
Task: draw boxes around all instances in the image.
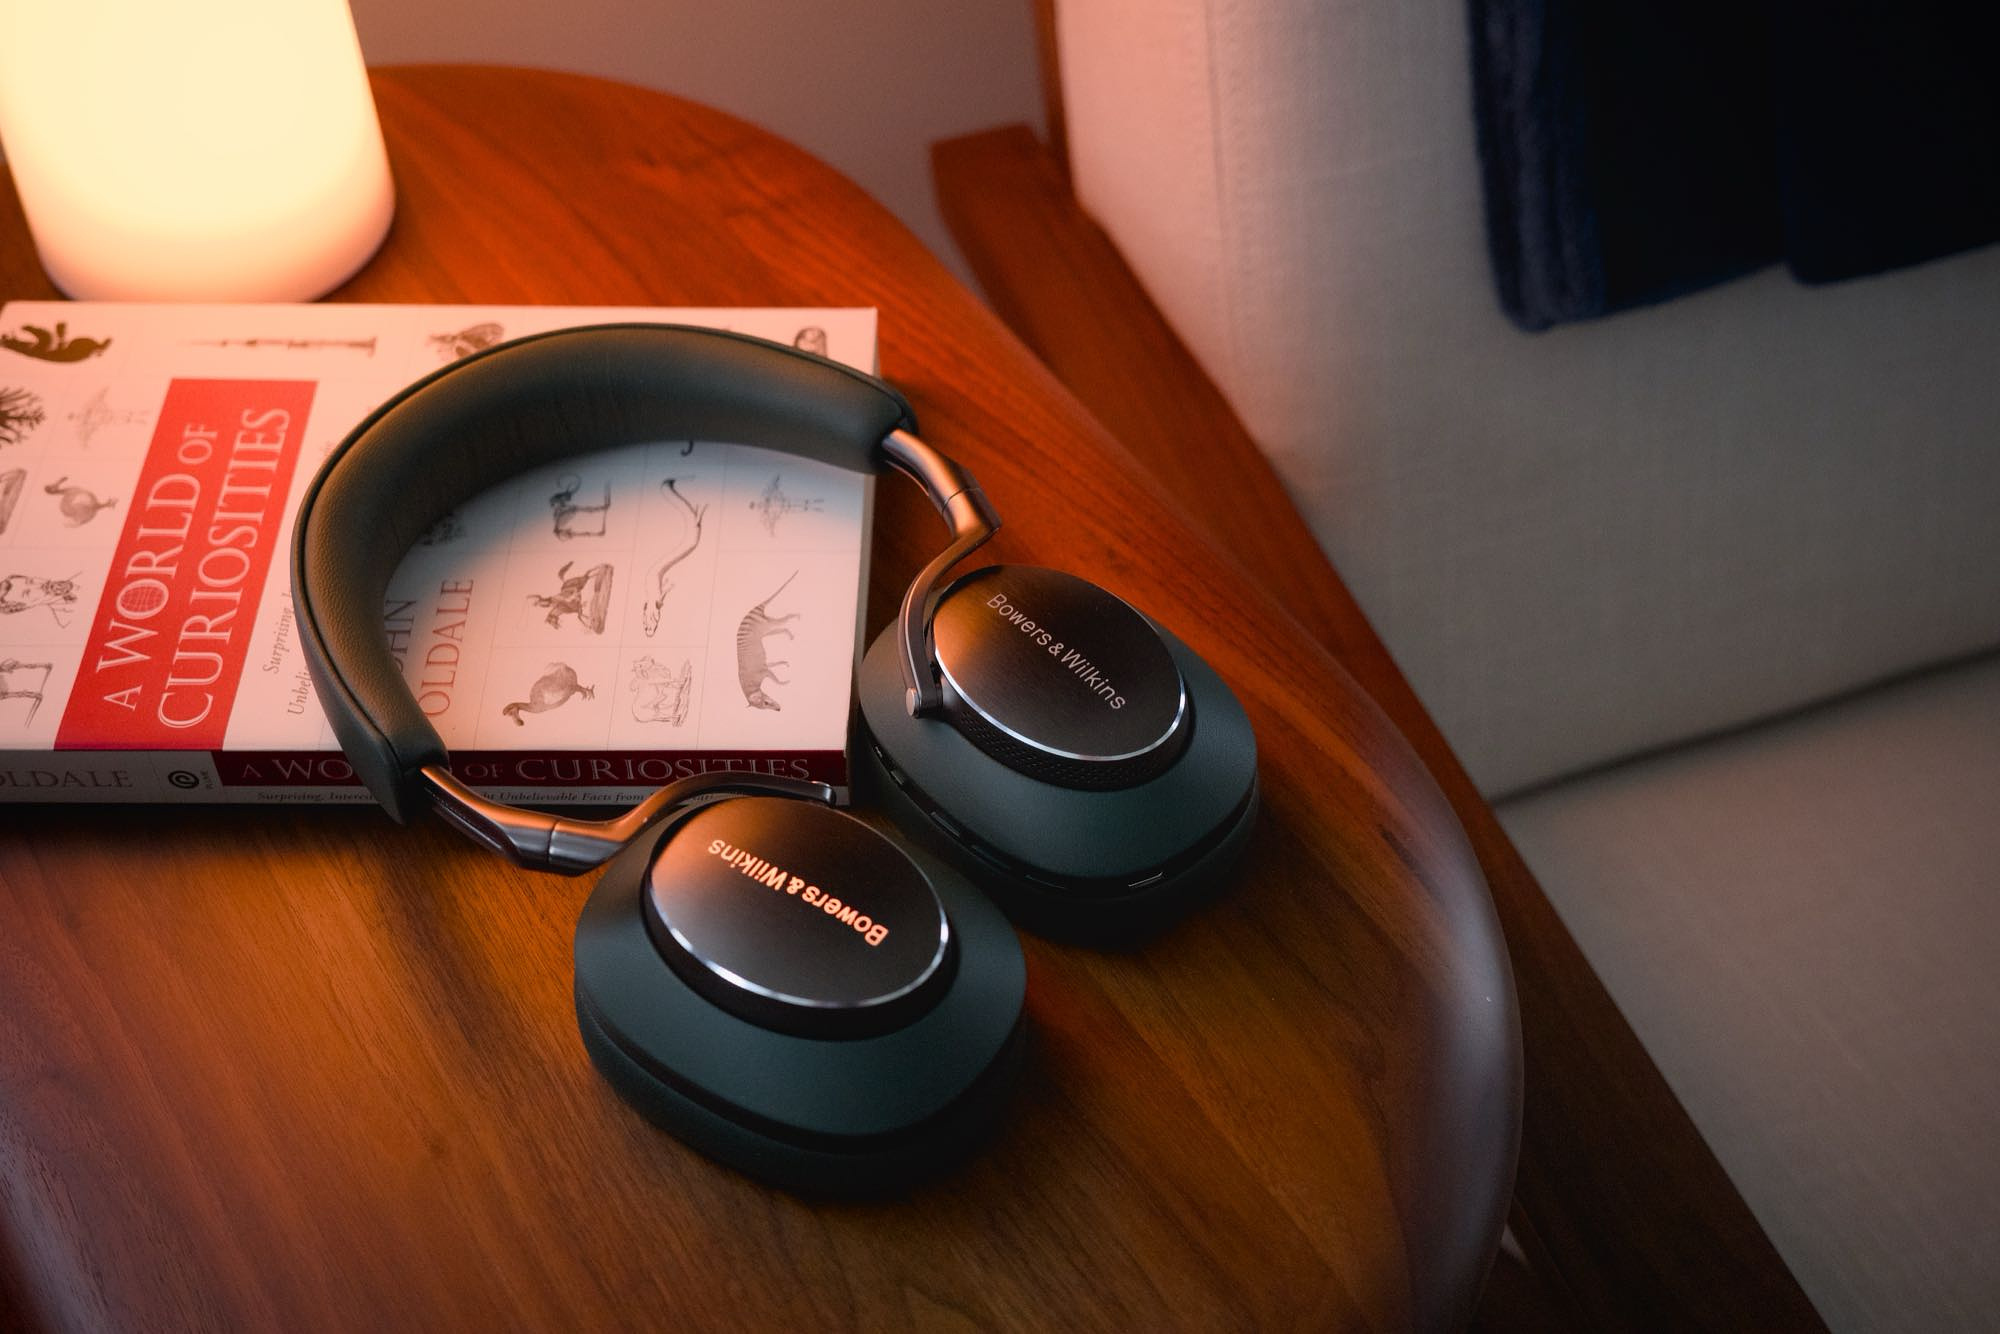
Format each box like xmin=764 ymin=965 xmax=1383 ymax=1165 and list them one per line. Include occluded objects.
xmin=930 ymin=123 xmax=1827 ymax=1332
xmin=0 ymin=68 xmax=1518 ymax=1332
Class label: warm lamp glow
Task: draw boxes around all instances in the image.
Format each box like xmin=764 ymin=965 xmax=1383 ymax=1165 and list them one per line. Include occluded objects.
xmin=0 ymin=0 xmax=394 ymax=301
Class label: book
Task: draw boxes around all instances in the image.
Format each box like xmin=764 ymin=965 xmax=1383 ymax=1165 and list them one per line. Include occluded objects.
xmin=0 ymin=301 xmax=878 ymax=804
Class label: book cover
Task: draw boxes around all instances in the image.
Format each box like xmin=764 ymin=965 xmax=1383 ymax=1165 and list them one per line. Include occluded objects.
xmin=0 ymin=302 xmax=877 ymax=804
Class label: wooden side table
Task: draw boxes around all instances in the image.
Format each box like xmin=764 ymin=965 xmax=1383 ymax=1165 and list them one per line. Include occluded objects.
xmin=0 ymin=66 xmax=1519 ymax=1331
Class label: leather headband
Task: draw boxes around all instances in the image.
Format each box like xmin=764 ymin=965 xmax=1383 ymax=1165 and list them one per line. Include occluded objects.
xmin=291 ymin=324 xmax=916 ymax=821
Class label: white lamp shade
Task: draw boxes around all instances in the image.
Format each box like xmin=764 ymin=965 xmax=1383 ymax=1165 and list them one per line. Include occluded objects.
xmin=0 ymin=0 xmax=395 ymax=301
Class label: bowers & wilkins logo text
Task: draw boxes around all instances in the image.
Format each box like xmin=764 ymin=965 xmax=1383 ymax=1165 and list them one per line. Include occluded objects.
xmin=706 ymin=839 xmax=890 ymax=946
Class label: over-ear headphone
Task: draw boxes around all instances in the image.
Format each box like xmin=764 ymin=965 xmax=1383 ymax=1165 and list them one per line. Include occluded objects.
xmin=291 ymin=324 xmax=1257 ymax=1191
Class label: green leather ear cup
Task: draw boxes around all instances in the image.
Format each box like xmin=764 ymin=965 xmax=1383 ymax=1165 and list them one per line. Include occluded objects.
xmin=573 ymin=805 xmax=1027 ymax=1194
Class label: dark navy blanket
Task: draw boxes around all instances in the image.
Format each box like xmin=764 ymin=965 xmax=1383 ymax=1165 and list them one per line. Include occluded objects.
xmin=1469 ymin=0 xmax=2000 ymax=331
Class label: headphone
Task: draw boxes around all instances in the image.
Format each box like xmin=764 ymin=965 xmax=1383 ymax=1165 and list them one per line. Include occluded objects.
xmin=292 ymin=325 xmax=1259 ymax=1192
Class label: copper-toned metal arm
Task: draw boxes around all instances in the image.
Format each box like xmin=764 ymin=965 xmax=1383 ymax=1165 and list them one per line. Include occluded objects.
xmin=880 ymin=427 xmax=1001 ymax=716
xmin=419 ymin=765 xmax=835 ymax=874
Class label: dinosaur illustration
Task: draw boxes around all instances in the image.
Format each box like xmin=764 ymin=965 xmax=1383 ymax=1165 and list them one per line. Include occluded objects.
xmin=640 ymin=477 xmax=706 ymax=637
xmin=629 ymin=655 xmax=694 ymax=725
xmin=1 ymin=322 xmax=111 ymax=363
xmin=44 ymin=476 xmax=117 ymax=527
xmin=792 ymin=326 xmax=829 ymax=357
xmin=501 ymin=663 xmax=594 ymax=725
xmin=735 ymin=571 xmax=800 ymax=711
xmin=527 ymin=561 xmax=613 ymax=633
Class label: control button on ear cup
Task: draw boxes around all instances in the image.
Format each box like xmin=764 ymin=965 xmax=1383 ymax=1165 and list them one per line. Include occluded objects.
xmin=573 ymin=806 xmax=1028 ymax=1194
xmin=930 ymin=566 xmax=1189 ymax=790
xmin=643 ymin=799 xmax=955 ymax=1039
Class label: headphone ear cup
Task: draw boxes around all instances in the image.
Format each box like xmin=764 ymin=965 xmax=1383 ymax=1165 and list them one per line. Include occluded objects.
xmin=572 ymin=800 xmax=1027 ymax=1194
xmin=856 ymin=596 xmax=1259 ymax=944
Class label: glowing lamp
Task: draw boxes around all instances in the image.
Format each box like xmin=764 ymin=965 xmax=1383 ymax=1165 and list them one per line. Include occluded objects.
xmin=0 ymin=0 xmax=394 ymax=301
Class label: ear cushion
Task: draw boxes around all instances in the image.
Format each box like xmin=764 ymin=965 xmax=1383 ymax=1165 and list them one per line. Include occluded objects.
xmin=573 ymin=808 xmax=1027 ymax=1194
xmin=856 ymin=604 xmax=1259 ymax=942
xmin=290 ymin=324 xmax=915 ymax=822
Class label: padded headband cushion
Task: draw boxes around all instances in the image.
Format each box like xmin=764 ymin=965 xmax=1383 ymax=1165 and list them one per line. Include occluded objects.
xmin=291 ymin=323 xmax=917 ymax=822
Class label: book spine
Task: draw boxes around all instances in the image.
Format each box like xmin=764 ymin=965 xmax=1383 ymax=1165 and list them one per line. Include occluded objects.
xmin=207 ymin=748 xmax=851 ymax=806
xmin=0 ymin=749 xmax=199 ymax=801
xmin=0 ymin=748 xmax=849 ymax=805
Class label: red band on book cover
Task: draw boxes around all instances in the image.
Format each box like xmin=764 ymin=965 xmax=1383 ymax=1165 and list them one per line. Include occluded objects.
xmin=58 ymin=379 xmax=315 ymax=750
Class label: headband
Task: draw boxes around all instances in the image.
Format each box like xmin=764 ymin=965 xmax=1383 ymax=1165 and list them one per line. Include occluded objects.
xmin=291 ymin=324 xmax=997 ymax=850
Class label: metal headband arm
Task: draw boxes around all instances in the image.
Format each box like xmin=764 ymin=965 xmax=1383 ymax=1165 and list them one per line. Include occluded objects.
xmin=421 ymin=766 xmax=835 ymax=874
xmin=881 ymin=427 xmax=1000 ymax=716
